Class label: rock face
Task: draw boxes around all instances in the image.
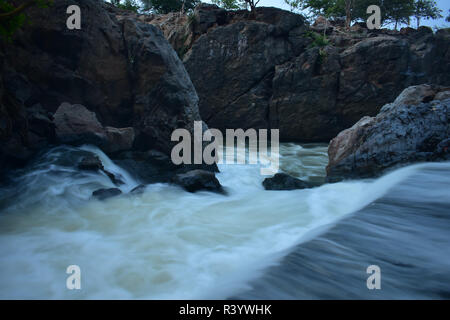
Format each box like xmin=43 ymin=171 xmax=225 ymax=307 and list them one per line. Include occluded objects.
xmin=326 ymin=84 xmax=450 ymax=181
xmin=171 ymin=169 xmax=224 ymax=193
xmin=53 ymin=102 xmax=134 ymax=153
xmin=78 ymin=154 xmax=124 ymax=186
xmin=0 ymin=0 xmax=203 ymax=178
xmin=156 ymin=5 xmax=450 ymax=142
xmin=262 ymin=173 xmax=311 ymax=190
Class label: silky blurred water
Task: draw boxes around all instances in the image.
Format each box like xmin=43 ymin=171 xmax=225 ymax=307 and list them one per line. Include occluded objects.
xmin=0 ymin=143 xmax=447 ymax=299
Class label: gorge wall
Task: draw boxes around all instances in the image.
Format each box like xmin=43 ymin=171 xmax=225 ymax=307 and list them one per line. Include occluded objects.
xmin=0 ymin=0 xmax=203 ymax=177
xmin=151 ymin=4 xmax=450 ymax=142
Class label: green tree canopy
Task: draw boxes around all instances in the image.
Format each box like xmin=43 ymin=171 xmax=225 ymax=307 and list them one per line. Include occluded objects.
xmin=0 ymin=0 xmax=53 ymax=41
xmin=212 ymin=0 xmax=241 ymax=10
xmin=285 ymin=0 xmax=442 ymax=30
xmin=141 ymin=0 xmax=200 ymax=14
xmin=110 ymin=0 xmax=140 ymax=12
xmin=413 ymin=0 xmax=442 ymax=28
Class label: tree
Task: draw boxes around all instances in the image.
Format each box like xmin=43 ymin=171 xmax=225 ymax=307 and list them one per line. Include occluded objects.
xmin=141 ymin=0 xmax=200 ymax=14
xmin=446 ymin=9 xmax=450 ymax=22
xmin=414 ymin=0 xmax=442 ymax=28
xmin=211 ymin=0 xmax=241 ymax=10
xmin=385 ymin=0 xmax=415 ymax=30
xmin=111 ymin=0 xmax=140 ymax=13
xmin=212 ymin=0 xmax=261 ymax=12
xmin=285 ymin=0 xmax=420 ymax=30
xmin=0 ymin=0 xmax=53 ymax=40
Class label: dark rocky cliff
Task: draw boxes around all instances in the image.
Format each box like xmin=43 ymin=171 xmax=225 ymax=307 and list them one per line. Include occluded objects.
xmin=0 ymin=0 xmax=203 ymax=177
xmin=151 ymin=4 xmax=450 ymax=142
xmin=326 ymin=84 xmax=450 ymax=181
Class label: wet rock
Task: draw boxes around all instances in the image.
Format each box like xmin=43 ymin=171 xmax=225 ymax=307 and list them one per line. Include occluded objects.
xmin=104 ymin=127 xmax=135 ymax=154
xmin=53 ymin=102 xmax=135 ymax=154
xmin=53 ymin=102 xmax=108 ymax=146
xmin=130 ymin=184 xmax=146 ymax=194
xmin=113 ymin=150 xmax=178 ymax=184
xmin=171 ymin=169 xmax=223 ymax=193
xmin=78 ymin=155 xmax=104 ymax=171
xmin=164 ymin=7 xmax=450 ymax=142
xmin=262 ymin=173 xmax=311 ymax=190
xmin=327 ymin=84 xmax=450 ymax=181
xmin=92 ymin=188 xmax=122 ymax=200
xmin=78 ymin=155 xmax=124 ymax=186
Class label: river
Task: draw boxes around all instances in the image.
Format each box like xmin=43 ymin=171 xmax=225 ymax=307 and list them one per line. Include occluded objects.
xmin=0 ymin=143 xmax=448 ymax=299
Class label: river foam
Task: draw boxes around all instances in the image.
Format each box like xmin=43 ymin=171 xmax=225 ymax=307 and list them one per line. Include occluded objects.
xmin=0 ymin=144 xmax=424 ymax=299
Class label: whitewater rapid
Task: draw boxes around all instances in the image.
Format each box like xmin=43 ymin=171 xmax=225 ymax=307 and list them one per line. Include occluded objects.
xmin=0 ymin=143 xmax=441 ymax=299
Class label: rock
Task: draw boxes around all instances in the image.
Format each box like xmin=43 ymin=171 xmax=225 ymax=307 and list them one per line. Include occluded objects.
xmin=1 ymin=0 xmax=204 ymax=170
xmin=262 ymin=173 xmax=311 ymax=190
xmin=162 ymin=7 xmax=450 ymax=142
xmin=130 ymin=184 xmax=146 ymax=194
xmin=53 ymin=102 xmax=135 ymax=154
xmin=54 ymin=102 xmax=108 ymax=146
xmin=311 ymin=16 xmax=333 ymax=34
xmin=104 ymin=127 xmax=135 ymax=154
xmin=78 ymin=155 xmax=104 ymax=171
xmin=183 ymin=7 xmax=307 ymax=133
xmin=171 ymin=169 xmax=223 ymax=193
xmin=113 ymin=150 xmax=178 ymax=184
xmin=103 ymin=170 xmax=125 ymax=186
xmin=92 ymin=188 xmax=122 ymax=200
xmin=78 ymin=155 xmax=124 ymax=186
xmin=326 ymin=84 xmax=450 ymax=181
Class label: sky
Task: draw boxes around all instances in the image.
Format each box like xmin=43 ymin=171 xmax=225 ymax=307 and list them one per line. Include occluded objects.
xmin=203 ymin=0 xmax=450 ymax=29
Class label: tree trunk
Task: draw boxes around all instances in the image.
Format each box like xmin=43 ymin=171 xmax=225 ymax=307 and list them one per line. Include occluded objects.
xmin=345 ymin=0 xmax=352 ymax=30
xmin=417 ymin=17 xmax=420 ymax=29
xmin=0 ymin=0 xmax=38 ymax=21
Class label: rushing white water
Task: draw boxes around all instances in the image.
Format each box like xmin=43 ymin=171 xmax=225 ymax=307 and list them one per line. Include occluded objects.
xmin=0 ymin=143 xmax=424 ymax=299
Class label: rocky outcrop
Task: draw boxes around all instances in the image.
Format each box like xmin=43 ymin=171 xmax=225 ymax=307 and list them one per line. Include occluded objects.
xmin=171 ymin=169 xmax=224 ymax=193
xmin=262 ymin=173 xmax=311 ymax=190
xmin=78 ymin=155 xmax=124 ymax=185
xmin=53 ymin=102 xmax=134 ymax=153
xmin=326 ymin=84 xmax=450 ymax=181
xmin=153 ymin=6 xmax=450 ymax=142
xmin=0 ymin=0 xmax=204 ymax=178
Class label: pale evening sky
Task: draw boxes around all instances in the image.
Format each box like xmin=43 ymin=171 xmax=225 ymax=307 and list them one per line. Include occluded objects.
xmin=203 ymin=0 xmax=450 ymax=29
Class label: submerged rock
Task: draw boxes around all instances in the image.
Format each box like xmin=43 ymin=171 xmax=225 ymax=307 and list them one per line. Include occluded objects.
xmin=263 ymin=173 xmax=311 ymax=190
xmin=171 ymin=169 xmax=224 ymax=193
xmin=130 ymin=184 xmax=147 ymax=195
xmin=326 ymin=84 xmax=450 ymax=181
xmin=92 ymin=188 xmax=122 ymax=200
xmin=78 ymin=155 xmax=124 ymax=186
xmin=78 ymin=155 xmax=104 ymax=171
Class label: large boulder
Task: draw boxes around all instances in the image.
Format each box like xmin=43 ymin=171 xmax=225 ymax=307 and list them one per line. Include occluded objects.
xmin=183 ymin=7 xmax=308 ymax=132
xmin=53 ymin=102 xmax=108 ymax=146
xmin=262 ymin=173 xmax=311 ymax=190
xmin=53 ymin=102 xmax=135 ymax=153
xmin=0 ymin=0 xmax=205 ymax=177
xmin=326 ymin=84 xmax=450 ymax=181
xmin=171 ymin=169 xmax=224 ymax=193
